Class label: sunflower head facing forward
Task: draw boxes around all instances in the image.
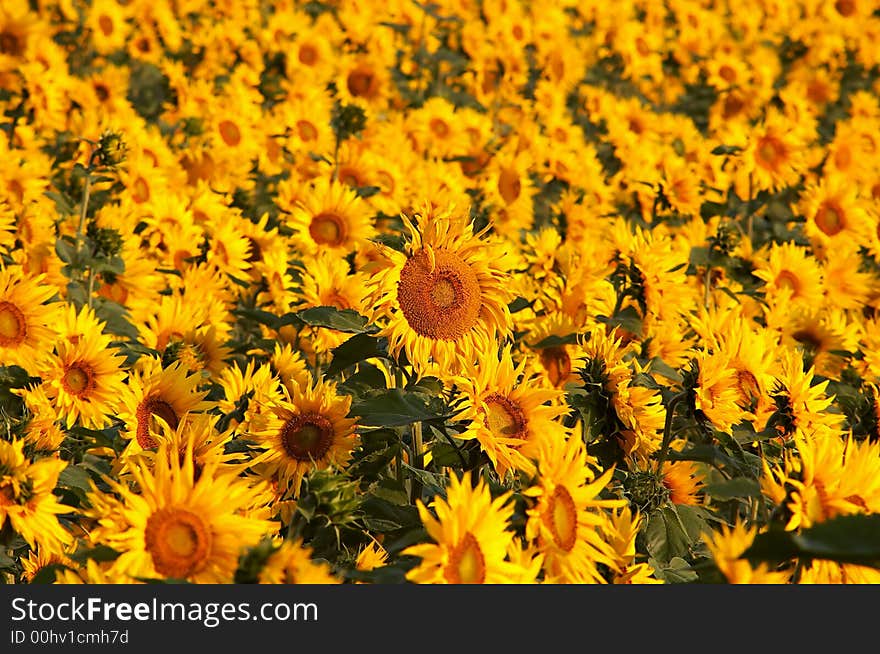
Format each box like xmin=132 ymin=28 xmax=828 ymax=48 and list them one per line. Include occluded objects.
xmin=367 ymin=204 xmax=513 ymax=377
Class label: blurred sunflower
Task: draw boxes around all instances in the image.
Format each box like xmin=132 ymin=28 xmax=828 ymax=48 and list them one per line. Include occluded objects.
xmin=259 ymin=539 xmax=341 ymax=584
xmin=0 ymin=266 xmax=59 ymax=370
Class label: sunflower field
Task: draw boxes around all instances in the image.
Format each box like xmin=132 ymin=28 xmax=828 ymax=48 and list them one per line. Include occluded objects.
xmin=2 ymin=0 xmax=880 ymax=586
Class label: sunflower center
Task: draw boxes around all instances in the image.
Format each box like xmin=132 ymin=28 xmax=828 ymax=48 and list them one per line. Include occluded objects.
xmin=548 ymin=485 xmax=578 ymax=552
xmin=218 ymin=120 xmax=242 ymax=147
xmin=775 ymin=270 xmax=801 ymax=296
xmin=756 ymin=136 xmax=784 ymax=170
xmin=308 ymin=212 xmax=347 ymax=247
xmin=815 ymin=202 xmax=845 ymax=236
xmin=347 ymin=69 xmax=376 ymax=98
xmin=296 ymin=120 xmax=317 ymax=142
xmin=397 ymin=249 xmax=482 ymax=341
xmin=719 ymin=64 xmax=736 ymax=83
xmin=835 ymin=0 xmax=856 ymax=16
xmin=540 ymin=346 xmax=571 ymax=387
xmin=482 ymin=393 xmax=527 ymax=440
xmin=0 ymin=31 xmax=23 ymax=56
xmin=62 ymin=363 xmax=96 ymax=397
xmin=444 ymin=532 xmax=486 ymax=584
xmin=834 ymin=144 xmax=852 ymax=170
xmin=132 ymin=177 xmax=150 ymax=203
xmin=498 ymin=168 xmax=521 ymax=204
xmin=0 ymin=301 xmax=26 ymax=346
xmin=97 ymin=14 xmax=113 ymax=36
xmin=135 ymin=396 xmax=180 ymax=449
xmin=298 ymin=44 xmax=317 ymax=65
xmin=722 ymin=93 xmax=745 ymax=119
xmin=280 ymin=413 xmax=334 ymax=462
xmin=429 ymin=118 xmax=450 ymax=138
xmin=144 ymin=508 xmax=212 ymax=580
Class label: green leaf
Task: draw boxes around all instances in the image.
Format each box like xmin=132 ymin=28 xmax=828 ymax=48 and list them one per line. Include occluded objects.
xmin=69 ymin=544 xmax=121 ymax=565
xmin=508 ymin=297 xmax=532 ymax=313
xmin=295 ymin=306 xmax=372 ymax=333
xmin=744 ymin=514 xmax=880 ymax=568
xmin=644 ymin=505 xmax=706 ymax=565
xmin=327 ymin=333 xmax=387 ymax=376
xmin=30 ymin=563 xmax=68 ymax=584
xmin=705 ymin=477 xmax=761 ymax=501
xmin=651 ymin=556 xmax=699 ymax=584
xmin=351 ymin=389 xmax=448 ymax=427
xmin=648 ymin=357 xmax=682 ymax=383
xmin=57 ymin=464 xmax=91 ymax=493
xmin=689 ymin=245 xmax=710 ymax=266
xmin=597 ymin=305 xmax=642 ymax=338
xmin=531 ymin=333 xmax=579 ymax=349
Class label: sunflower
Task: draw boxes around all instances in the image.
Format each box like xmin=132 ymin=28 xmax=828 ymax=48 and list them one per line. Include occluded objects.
xmin=764 ymin=350 xmax=842 ymax=440
xmin=21 ymin=546 xmax=75 ymax=583
xmin=703 ymin=520 xmax=792 ymax=584
xmin=776 ymin=434 xmax=880 ymax=532
xmin=579 ymin=326 xmax=666 ymax=462
xmin=217 ymin=360 xmax=285 ymax=434
xmin=693 ymin=350 xmax=747 ymax=434
xmin=288 ymin=177 xmax=376 ymax=257
xmin=742 ymin=108 xmax=804 ymax=192
xmin=41 ymin=331 xmax=127 ymax=430
xmin=482 ymin=144 xmax=536 ymax=238
xmin=258 ymin=539 xmax=341 ymax=584
xmin=524 ymin=431 xmax=624 ymax=584
xmin=798 ymin=560 xmax=880 ymax=585
xmin=16 ymin=384 xmax=66 ymax=452
xmin=606 ymin=506 xmax=663 ymax=585
xmin=87 ymin=445 xmax=275 ymax=583
xmin=799 ymin=173 xmax=870 ymax=253
xmin=454 ymin=340 xmax=569 ymax=479
xmin=403 ymin=471 xmax=524 ymax=584
xmin=87 ymin=0 xmax=131 ymax=55
xmin=0 ymin=266 xmax=59 ymax=370
xmin=0 ymin=439 xmax=72 ymax=553
xmin=752 ymin=242 xmax=825 ymax=309
xmin=366 ymin=204 xmax=513 ymax=377
xmin=292 ymin=250 xmax=370 ymax=355
xmin=661 ymin=459 xmax=705 ymax=506
xmin=355 ymin=540 xmax=389 ymax=573
xmin=250 ymin=375 xmax=359 ymax=497
xmin=117 ymin=358 xmax=210 ymax=457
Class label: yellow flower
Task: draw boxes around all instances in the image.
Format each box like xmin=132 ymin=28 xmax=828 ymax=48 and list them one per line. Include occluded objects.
xmin=259 ymin=539 xmax=341 ymax=584
xmin=288 ymin=177 xmax=376 ymax=257
xmin=250 ymin=375 xmax=359 ymax=497
xmin=87 ymin=443 xmax=275 ymax=583
xmin=0 ymin=439 xmax=72 ymax=552
xmin=703 ymin=519 xmax=792 ymax=584
xmin=404 ymin=472 xmax=523 ymax=584
xmin=117 ymin=358 xmax=210 ymax=457
xmin=454 ymin=340 xmax=569 ymax=479
xmin=366 ymin=204 xmax=513 ymax=377
xmin=0 ymin=266 xmax=59 ymax=371
xmin=525 ymin=431 xmax=625 ymax=584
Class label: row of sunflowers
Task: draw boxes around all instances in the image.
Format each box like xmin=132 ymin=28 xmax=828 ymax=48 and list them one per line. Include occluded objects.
xmin=2 ymin=0 xmax=880 ymax=584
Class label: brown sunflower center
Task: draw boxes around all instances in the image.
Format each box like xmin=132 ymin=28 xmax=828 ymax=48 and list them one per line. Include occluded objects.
xmin=135 ymin=396 xmax=180 ymax=449
xmin=62 ymin=363 xmax=96 ymax=397
xmin=280 ymin=413 xmax=334 ymax=462
xmin=397 ymin=249 xmax=482 ymax=341
xmin=144 ymin=508 xmax=212 ymax=579
xmin=298 ymin=44 xmax=317 ymax=65
xmin=498 ymin=168 xmax=521 ymax=204
xmin=775 ymin=270 xmax=801 ymax=296
xmin=0 ymin=301 xmax=26 ymax=346
xmin=756 ymin=136 xmax=785 ymax=170
xmin=482 ymin=393 xmax=527 ymax=440
xmin=835 ymin=144 xmax=852 ymax=170
xmin=429 ymin=118 xmax=450 ymax=138
xmin=218 ymin=120 xmax=242 ymax=147
xmin=308 ymin=211 xmax=347 ymax=247
xmin=0 ymin=31 xmax=23 ymax=56
xmin=444 ymin=532 xmax=486 ymax=584
xmin=347 ymin=69 xmax=376 ymax=98
xmin=835 ymin=0 xmax=856 ymax=16
xmin=296 ymin=120 xmax=317 ymax=142
xmin=540 ymin=346 xmax=572 ymax=388
xmin=719 ymin=64 xmax=736 ymax=83
xmin=132 ymin=177 xmax=150 ymax=203
xmin=722 ymin=93 xmax=745 ymax=120
xmin=547 ymin=485 xmax=578 ymax=552
xmin=815 ymin=202 xmax=845 ymax=236
xmin=97 ymin=14 xmax=113 ymax=36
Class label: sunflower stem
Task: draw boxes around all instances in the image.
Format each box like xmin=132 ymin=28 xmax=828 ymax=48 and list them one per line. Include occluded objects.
xmin=703 ymin=263 xmax=712 ymax=309
xmin=655 ymin=392 xmax=686 ymax=475
xmin=410 ymin=421 xmax=424 ymax=503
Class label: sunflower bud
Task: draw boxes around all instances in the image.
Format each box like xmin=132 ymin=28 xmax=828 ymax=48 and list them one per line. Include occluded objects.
xmin=96 ymin=129 xmax=127 ymax=168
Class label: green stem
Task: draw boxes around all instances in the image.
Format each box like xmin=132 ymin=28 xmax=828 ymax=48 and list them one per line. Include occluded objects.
xmin=655 ymin=392 xmax=686 ymax=475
